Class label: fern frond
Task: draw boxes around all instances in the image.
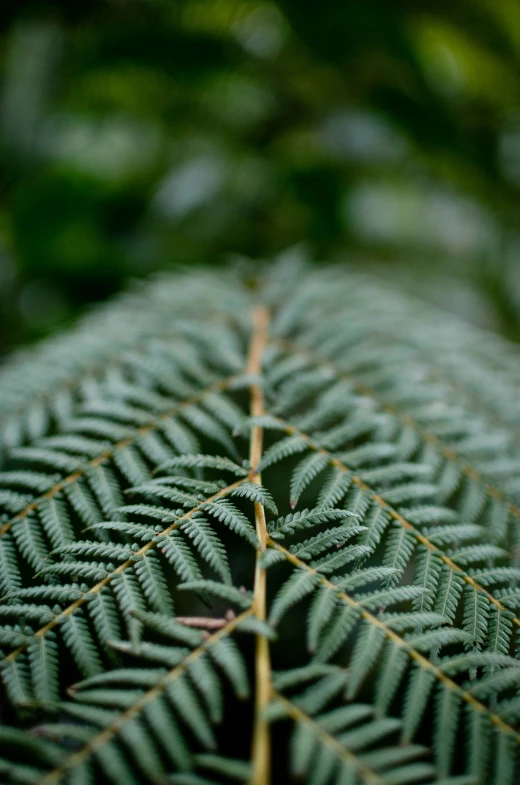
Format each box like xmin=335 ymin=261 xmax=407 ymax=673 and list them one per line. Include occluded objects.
xmin=1 ymin=260 xmax=520 ymax=783
xmin=5 ymin=610 xmax=252 ymax=784
xmin=271 ymin=669 xmax=468 ymax=785
xmin=259 ymin=413 xmax=520 ymax=657
xmin=0 ymin=477 xmax=251 ymax=699
xmin=267 ymin=537 xmax=520 ymax=772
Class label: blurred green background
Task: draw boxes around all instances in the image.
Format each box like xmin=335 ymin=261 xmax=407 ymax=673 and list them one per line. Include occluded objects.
xmin=2 ymin=0 xmax=520 ymax=353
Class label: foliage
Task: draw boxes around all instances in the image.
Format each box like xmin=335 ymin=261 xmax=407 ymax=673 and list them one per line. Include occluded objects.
xmin=3 ymin=0 xmax=520 ymax=349
xmin=0 ymin=254 xmax=519 ymax=783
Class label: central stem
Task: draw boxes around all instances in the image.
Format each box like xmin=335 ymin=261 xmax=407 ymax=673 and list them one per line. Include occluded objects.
xmin=247 ymin=304 xmax=271 ymax=785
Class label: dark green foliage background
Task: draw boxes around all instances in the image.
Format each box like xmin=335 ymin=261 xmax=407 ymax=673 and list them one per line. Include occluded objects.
xmin=1 ymin=0 xmax=520 ymax=350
